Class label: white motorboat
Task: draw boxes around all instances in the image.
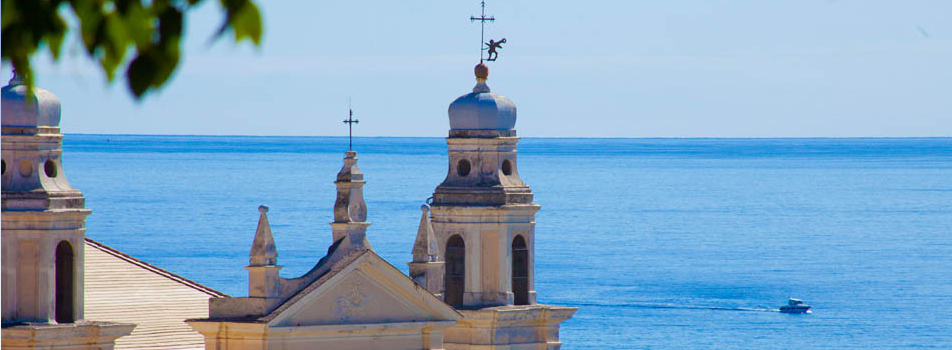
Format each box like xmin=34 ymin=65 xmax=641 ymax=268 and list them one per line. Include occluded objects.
xmin=779 ymin=298 xmax=811 ymax=314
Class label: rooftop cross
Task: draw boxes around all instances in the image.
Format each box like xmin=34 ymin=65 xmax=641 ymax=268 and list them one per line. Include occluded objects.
xmin=470 ymin=1 xmax=496 ymax=63
xmin=343 ymin=100 xmax=359 ymax=151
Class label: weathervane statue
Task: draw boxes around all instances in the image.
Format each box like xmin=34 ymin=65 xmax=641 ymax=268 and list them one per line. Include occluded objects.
xmin=471 ymin=1 xmax=506 ymax=62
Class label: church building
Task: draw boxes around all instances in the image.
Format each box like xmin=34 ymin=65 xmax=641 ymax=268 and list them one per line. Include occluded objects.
xmin=1 ymin=8 xmax=576 ymax=347
xmin=185 ymin=62 xmax=575 ymax=349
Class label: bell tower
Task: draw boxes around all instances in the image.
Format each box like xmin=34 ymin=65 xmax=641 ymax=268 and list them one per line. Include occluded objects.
xmin=412 ymin=63 xmax=539 ymax=307
xmin=410 ymin=62 xmax=576 ymax=349
xmin=1 ymin=72 xmax=133 ymax=349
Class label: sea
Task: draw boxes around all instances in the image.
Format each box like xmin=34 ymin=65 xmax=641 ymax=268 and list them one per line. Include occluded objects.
xmin=63 ymin=135 xmax=952 ymax=349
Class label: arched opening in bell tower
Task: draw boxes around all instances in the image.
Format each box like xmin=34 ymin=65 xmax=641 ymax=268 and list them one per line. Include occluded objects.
xmin=55 ymin=240 xmax=75 ymax=323
xmin=512 ymin=235 xmax=529 ymax=305
xmin=444 ymin=235 xmax=465 ymax=306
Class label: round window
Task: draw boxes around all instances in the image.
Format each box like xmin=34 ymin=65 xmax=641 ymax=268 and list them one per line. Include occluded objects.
xmin=44 ymin=160 xmax=57 ymax=178
xmin=457 ymin=159 xmax=471 ymax=177
xmin=501 ymin=159 xmax=512 ymax=176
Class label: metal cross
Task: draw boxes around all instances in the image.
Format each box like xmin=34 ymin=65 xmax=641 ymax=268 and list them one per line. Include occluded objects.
xmin=343 ymin=102 xmax=358 ymax=151
xmin=470 ymin=1 xmax=495 ymax=63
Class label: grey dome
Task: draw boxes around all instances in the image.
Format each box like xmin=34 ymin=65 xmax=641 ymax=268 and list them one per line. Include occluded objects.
xmin=447 ymin=63 xmax=516 ymax=130
xmin=1 ymin=74 xmax=61 ymax=128
xmin=448 ymin=90 xmax=516 ymax=130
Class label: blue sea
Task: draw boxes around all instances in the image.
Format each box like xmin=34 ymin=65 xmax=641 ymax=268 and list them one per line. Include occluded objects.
xmin=64 ymin=135 xmax=952 ymax=349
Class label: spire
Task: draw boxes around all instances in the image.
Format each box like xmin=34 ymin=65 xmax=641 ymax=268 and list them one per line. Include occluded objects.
xmin=330 ymin=151 xmax=371 ymax=246
xmin=334 ymin=151 xmax=367 ymax=223
xmin=408 ymin=203 xmax=444 ymax=296
xmin=249 ymin=205 xmax=277 ymax=266
xmin=412 ymin=204 xmax=441 ymax=263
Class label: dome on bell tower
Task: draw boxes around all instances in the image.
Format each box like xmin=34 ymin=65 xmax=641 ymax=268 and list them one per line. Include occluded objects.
xmin=1 ymin=71 xmax=62 ymax=129
xmin=447 ymin=63 xmax=516 ymax=130
xmin=1 ymin=70 xmax=82 ymax=208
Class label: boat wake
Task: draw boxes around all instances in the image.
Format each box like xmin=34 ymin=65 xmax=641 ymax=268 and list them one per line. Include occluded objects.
xmin=572 ymin=301 xmax=780 ymax=313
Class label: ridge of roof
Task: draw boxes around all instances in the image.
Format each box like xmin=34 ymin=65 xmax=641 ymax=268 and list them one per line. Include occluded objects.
xmin=85 ymin=238 xmax=228 ymax=298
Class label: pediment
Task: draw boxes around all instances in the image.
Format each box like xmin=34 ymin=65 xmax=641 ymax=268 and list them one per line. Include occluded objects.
xmin=269 ymin=251 xmax=460 ymax=327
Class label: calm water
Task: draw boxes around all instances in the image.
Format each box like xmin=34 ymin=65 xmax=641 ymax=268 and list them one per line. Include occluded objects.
xmin=64 ymin=135 xmax=952 ymax=349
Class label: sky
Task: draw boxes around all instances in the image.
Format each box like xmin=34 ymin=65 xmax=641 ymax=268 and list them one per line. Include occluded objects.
xmin=3 ymin=0 xmax=950 ymax=138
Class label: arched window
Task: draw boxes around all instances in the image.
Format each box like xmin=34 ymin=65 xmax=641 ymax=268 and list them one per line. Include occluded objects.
xmin=444 ymin=235 xmax=465 ymax=306
xmin=512 ymin=235 xmax=529 ymax=305
xmin=55 ymin=241 xmax=74 ymax=323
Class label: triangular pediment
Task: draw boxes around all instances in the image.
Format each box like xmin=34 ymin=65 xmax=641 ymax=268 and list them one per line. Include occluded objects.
xmin=269 ymin=251 xmax=460 ymax=327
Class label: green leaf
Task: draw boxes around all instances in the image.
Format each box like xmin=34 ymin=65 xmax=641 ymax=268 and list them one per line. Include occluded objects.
xmin=2 ymin=0 xmax=19 ymax=30
xmin=43 ymin=15 xmax=67 ymax=59
xmin=5 ymin=0 xmax=262 ymax=99
xmin=157 ymin=6 xmax=182 ymax=44
xmin=120 ymin=1 xmax=151 ymax=48
xmin=215 ymin=0 xmax=261 ymax=45
xmin=72 ymin=0 xmax=103 ymax=54
xmin=230 ymin=1 xmax=261 ymax=44
xmin=126 ymin=51 xmax=155 ymax=97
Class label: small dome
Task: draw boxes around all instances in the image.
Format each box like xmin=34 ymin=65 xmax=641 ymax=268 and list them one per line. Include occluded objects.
xmin=447 ymin=64 xmax=516 ymax=130
xmin=1 ymin=73 xmax=62 ymax=128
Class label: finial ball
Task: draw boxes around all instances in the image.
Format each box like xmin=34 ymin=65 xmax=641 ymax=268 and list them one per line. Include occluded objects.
xmin=258 ymin=205 xmax=269 ymax=214
xmin=475 ymin=63 xmax=489 ymax=80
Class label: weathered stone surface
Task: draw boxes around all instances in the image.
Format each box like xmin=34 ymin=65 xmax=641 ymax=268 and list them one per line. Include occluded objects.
xmin=1 ymin=321 xmax=135 ymax=350
xmin=433 ymin=136 xmax=533 ymax=206
xmin=444 ymin=304 xmax=577 ymax=350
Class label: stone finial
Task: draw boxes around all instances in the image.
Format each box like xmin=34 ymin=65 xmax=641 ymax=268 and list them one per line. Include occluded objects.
xmin=411 ymin=204 xmax=440 ymax=263
xmin=473 ymin=63 xmax=490 ymax=93
xmin=336 ymin=151 xmax=364 ymax=182
xmin=329 ymin=151 xmax=372 ymax=247
xmin=334 ymin=151 xmax=367 ymax=223
xmin=475 ymin=63 xmax=488 ymax=80
xmin=249 ymin=205 xmax=278 ymax=266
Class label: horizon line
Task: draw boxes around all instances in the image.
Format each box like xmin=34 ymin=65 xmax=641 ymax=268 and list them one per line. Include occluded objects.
xmin=65 ymin=133 xmax=952 ymax=140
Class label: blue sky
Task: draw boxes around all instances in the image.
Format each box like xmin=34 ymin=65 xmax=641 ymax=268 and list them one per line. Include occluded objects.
xmin=4 ymin=0 xmax=950 ymax=137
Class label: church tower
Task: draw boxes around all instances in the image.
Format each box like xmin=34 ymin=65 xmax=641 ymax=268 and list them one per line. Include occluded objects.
xmin=410 ymin=63 xmax=576 ymax=349
xmin=1 ymin=72 xmax=134 ymax=349
xmin=416 ymin=63 xmax=538 ymax=307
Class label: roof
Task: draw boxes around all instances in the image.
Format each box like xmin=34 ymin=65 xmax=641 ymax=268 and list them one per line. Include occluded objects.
xmin=84 ymin=238 xmax=226 ymax=350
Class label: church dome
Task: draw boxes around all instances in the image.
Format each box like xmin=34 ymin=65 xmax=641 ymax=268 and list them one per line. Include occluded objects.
xmin=1 ymin=72 xmax=62 ymax=128
xmin=448 ymin=63 xmax=516 ymax=130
